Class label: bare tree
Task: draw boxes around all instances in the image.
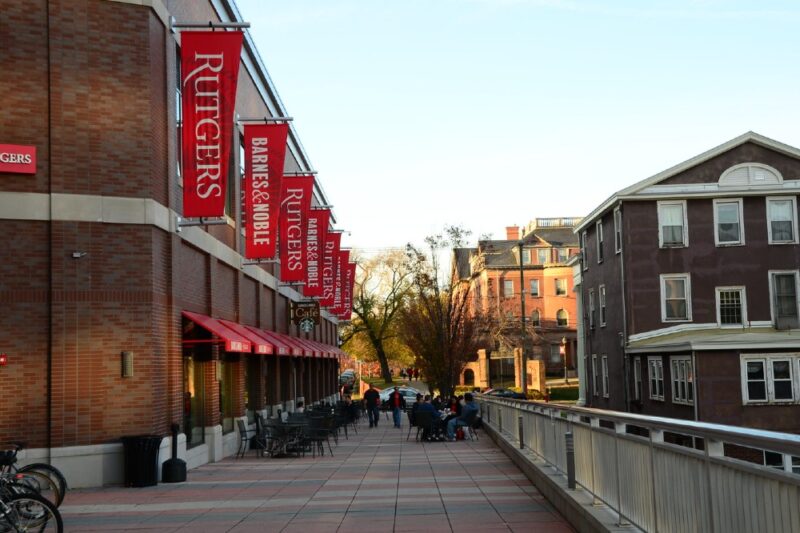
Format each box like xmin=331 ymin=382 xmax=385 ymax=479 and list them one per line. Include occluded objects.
xmin=399 ymin=226 xmax=486 ymax=397
xmin=340 ymin=250 xmax=412 ymax=384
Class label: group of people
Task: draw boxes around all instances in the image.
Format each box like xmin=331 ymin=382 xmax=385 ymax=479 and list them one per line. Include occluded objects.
xmin=399 ymin=367 xmax=420 ymax=380
xmin=409 ymin=392 xmax=479 ymax=441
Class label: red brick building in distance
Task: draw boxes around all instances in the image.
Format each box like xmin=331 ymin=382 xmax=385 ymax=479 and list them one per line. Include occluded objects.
xmin=453 ymin=219 xmax=580 ymax=390
xmin=1 ymin=0 xmax=345 ymax=486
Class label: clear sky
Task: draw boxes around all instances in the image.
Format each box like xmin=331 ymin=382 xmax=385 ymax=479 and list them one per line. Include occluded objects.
xmin=235 ymin=0 xmax=800 ymax=251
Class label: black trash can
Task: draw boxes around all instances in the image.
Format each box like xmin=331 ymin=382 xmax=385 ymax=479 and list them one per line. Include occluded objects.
xmin=121 ymin=435 xmax=162 ymax=487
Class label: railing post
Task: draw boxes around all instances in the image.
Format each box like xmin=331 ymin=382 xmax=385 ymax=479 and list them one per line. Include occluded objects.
xmin=589 ymin=417 xmax=600 ymax=505
xmin=498 ymin=408 xmax=503 ymax=433
xmin=649 ymin=429 xmax=663 ymax=533
xmin=704 ymin=438 xmax=724 ymax=533
xmin=614 ymin=422 xmax=629 ymax=526
xmin=519 ymin=415 xmax=524 ymax=449
xmin=565 ymin=431 xmax=575 ymax=489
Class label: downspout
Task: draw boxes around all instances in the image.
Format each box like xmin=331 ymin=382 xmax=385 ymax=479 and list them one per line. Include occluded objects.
xmin=46 ymin=0 xmax=54 ymax=464
xmin=619 ymin=204 xmax=630 ymax=413
xmin=692 ymin=352 xmax=699 ymax=421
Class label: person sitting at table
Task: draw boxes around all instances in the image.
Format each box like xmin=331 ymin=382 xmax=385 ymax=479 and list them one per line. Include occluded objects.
xmin=418 ymin=395 xmax=444 ymax=441
xmin=296 ymin=401 xmax=305 ymax=414
xmin=447 ymin=393 xmax=479 ymax=441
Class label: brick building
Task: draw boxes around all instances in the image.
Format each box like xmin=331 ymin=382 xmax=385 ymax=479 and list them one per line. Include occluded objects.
xmin=0 ymin=0 xmax=344 ymax=486
xmin=453 ymin=219 xmax=580 ymax=391
xmin=576 ymin=132 xmax=800 ymax=435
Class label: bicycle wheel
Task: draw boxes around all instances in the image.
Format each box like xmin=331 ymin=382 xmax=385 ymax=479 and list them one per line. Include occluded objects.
xmin=0 ymin=493 xmax=63 ymax=532
xmin=17 ymin=465 xmax=67 ymax=507
xmin=9 ymin=472 xmax=61 ymax=509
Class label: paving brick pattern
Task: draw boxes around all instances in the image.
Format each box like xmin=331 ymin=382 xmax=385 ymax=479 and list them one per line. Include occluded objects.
xmin=61 ymin=419 xmax=573 ymax=532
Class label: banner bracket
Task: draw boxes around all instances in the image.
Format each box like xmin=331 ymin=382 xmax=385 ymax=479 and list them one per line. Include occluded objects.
xmin=238 ymin=116 xmax=293 ymax=123
xmin=172 ymin=20 xmax=251 ymax=30
xmin=283 ymin=171 xmax=318 ymax=176
xmin=242 ymin=259 xmax=279 ymax=266
xmin=175 ymin=215 xmax=228 ymax=232
xmin=311 ymin=205 xmax=334 ymax=210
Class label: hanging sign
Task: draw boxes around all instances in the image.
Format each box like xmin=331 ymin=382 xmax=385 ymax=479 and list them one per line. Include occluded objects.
xmin=338 ymin=262 xmax=356 ymax=320
xmin=243 ymin=123 xmax=289 ymax=259
xmin=181 ymin=31 xmax=243 ymax=218
xmin=0 ymin=144 xmax=36 ymax=174
xmin=320 ymin=231 xmax=341 ymax=307
xmin=303 ymin=208 xmax=330 ymax=297
xmin=290 ymin=301 xmax=321 ymax=333
xmin=331 ymin=249 xmax=349 ymax=315
xmin=278 ymin=175 xmax=314 ymax=282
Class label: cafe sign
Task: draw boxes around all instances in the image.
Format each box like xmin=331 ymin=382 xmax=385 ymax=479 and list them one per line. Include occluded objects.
xmin=0 ymin=144 xmax=36 ymax=174
xmin=290 ymin=301 xmax=320 ymax=333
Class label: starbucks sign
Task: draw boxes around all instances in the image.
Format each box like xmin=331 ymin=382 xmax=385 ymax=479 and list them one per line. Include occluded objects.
xmin=290 ymin=301 xmax=320 ymax=333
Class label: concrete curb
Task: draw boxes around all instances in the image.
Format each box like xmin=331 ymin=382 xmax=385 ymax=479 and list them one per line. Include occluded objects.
xmin=481 ymin=422 xmax=638 ymax=533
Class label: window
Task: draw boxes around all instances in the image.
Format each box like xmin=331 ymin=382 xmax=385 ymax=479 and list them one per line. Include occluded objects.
xmin=219 ymin=359 xmax=234 ymax=434
xmin=716 ymin=287 xmax=746 ymax=327
xmin=648 ymin=357 xmax=664 ymax=400
xmin=601 ymin=355 xmax=609 ymax=397
xmin=557 ymin=248 xmax=569 ymax=263
xmin=581 ymin=231 xmax=588 ymax=270
xmin=596 ymin=221 xmax=604 ymax=263
xmin=556 ymin=309 xmax=568 ymax=327
xmin=633 ymin=358 xmax=642 ymax=401
xmin=555 ymin=278 xmax=567 ymax=296
xmin=531 ymin=309 xmax=540 ymax=327
xmin=660 ymin=274 xmax=692 ymax=322
xmin=592 ymin=354 xmax=598 ymax=396
xmin=183 ymin=353 xmax=205 ymax=448
xmin=550 ymin=345 xmax=561 ymax=363
xmin=770 ymin=271 xmax=799 ymax=329
xmin=503 ymin=279 xmax=514 ymax=298
xmin=530 ymin=279 xmax=540 ymax=297
xmin=764 ymin=451 xmax=785 ymax=471
xmin=523 ymin=249 xmax=532 ymax=264
xmin=599 ymin=285 xmax=607 ymax=327
xmin=767 ymin=197 xmax=798 ymax=244
xmin=713 ymin=198 xmax=744 ymax=246
xmin=614 ymin=207 xmax=622 ymax=253
xmin=658 ymin=201 xmax=688 ymax=247
xmin=588 ymin=289 xmax=595 ymax=329
xmin=741 ymin=355 xmax=797 ymax=404
xmin=537 ymin=248 xmax=549 ymax=265
xmin=670 ymin=357 xmax=694 ymax=405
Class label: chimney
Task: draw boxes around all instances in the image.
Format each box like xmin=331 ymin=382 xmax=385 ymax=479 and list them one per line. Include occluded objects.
xmin=505 ymin=226 xmax=520 ymax=241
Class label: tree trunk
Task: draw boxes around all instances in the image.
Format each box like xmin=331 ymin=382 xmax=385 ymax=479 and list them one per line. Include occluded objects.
xmin=376 ymin=346 xmax=393 ymax=384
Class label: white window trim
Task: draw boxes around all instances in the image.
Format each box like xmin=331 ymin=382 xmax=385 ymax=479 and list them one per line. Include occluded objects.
xmin=766 ymin=196 xmax=799 ymax=245
xmin=657 ymin=200 xmax=689 ymax=248
xmin=555 ymin=278 xmax=567 ymax=296
xmin=557 ymin=309 xmax=569 ymax=328
xmin=503 ymin=279 xmax=514 ymax=299
xmin=601 ymin=355 xmax=609 ymax=398
xmin=599 ymin=284 xmax=607 ymax=327
xmin=715 ymin=286 xmax=748 ymax=328
xmin=596 ymin=221 xmax=604 ymax=263
xmin=768 ymin=270 xmax=800 ymax=329
xmin=592 ymin=354 xmax=598 ymax=396
xmin=660 ymin=273 xmax=693 ymax=323
xmin=530 ymin=279 xmax=540 ymax=297
xmin=648 ymin=356 xmax=664 ymax=401
xmin=670 ymin=356 xmax=694 ymax=405
xmin=581 ymin=231 xmax=588 ymax=271
xmin=614 ymin=207 xmax=622 ymax=254
xmin=588 ymin=288 xmax=595 ymax=329
xmin=740 ymin=354 xmax=800 ymax=405
xmin=712 ymin=198 xmax=745 ymax=247
xmin=633 ymin=358 xmax=642 ymax=401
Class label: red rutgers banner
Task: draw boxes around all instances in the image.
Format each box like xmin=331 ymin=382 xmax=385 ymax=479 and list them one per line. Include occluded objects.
xmin=303 ymin=208 xmax=330 ymax=297
xmin=279 ymin=176 xmax=314 ymax=282
xmin=320 ymin=231 xmax=341 ymax=307
xmin=181 ymin=31 xmax=244 ymax=218
xmin=243 ymin=124 xmax=289 ymax=259
xmin=331 ymin=249 xmax=349 ymax=315
xmin=338 ymin=262 xmax=356 ymax=320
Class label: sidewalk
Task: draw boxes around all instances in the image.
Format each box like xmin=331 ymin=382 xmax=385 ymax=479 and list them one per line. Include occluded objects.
xmin=61 ymin=419 xmax=573 ymax=532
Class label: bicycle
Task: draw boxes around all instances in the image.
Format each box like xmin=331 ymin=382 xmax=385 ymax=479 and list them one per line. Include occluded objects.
xmin=0 ymin=492 xmax=63 ymax=532
xmin=0 ymin=447 xmax=66 ymax=508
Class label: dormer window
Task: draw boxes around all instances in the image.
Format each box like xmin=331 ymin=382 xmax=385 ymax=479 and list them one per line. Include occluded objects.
xmin=719 ymin=163 xmax=782 ymax=187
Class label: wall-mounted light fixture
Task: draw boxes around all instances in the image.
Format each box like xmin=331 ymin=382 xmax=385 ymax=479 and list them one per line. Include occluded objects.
xmin=71 ymin=251 xmax=87 ymax=259
xmin=121 ymin=351 xmax=134 ymax=377
xmin=0 ymin=353 xmax=7 ymax=366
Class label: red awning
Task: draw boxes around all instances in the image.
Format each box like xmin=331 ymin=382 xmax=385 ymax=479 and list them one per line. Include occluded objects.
xmin=294 ymin=338 xmax=321 ymax=357
xmin=218 ymin=319 xmax=274 ymax=355
xmin=182 ymin=311 xmax=251 ymax=353
xmin=275 ymin=332 xmax=311 ymax=357
xmin=310 ymin=340 xmax=334 ymax=358
xmin=256 ymin=329 xmax=299 ymax=356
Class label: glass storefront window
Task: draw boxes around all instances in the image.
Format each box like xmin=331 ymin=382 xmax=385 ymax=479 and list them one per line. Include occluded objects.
xmin=183 ymin=353 xmax=205 ymax=448
xmin=219 ymin=359 xmax=234 ymax=434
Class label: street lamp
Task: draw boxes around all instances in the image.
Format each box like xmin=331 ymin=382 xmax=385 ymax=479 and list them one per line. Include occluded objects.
xmin=518 ymin=240 xmax=528 ymax=395
xmin=560 ymin=336 xmax=568 ymax=384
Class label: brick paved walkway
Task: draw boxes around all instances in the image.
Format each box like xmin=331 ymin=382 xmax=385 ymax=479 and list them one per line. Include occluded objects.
xmin=61 ymin=418 xmax=573 ymax=532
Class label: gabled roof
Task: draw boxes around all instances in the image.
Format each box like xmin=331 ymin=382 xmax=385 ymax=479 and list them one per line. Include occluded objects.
xmin=534 ymin=228 xmax=579 ymax=247
xmin=575 ymin=131 xmax=800 ymax=233
xmin=452 ymin=247 xmax=475 ymax=280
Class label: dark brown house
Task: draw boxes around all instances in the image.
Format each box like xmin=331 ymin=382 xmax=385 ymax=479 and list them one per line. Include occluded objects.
xmin=576 ymin=132 xmax=800 ymax=434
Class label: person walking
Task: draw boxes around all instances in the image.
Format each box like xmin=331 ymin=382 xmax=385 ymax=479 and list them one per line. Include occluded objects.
xmin=388 ymin=387 xmax=406 ymax=428
xmin=363 ymin=384 xmax=381 ymax=428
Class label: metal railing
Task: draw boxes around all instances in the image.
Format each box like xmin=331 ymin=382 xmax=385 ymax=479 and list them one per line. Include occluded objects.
xmin=478 ymin=396 xmax=800 ymax=533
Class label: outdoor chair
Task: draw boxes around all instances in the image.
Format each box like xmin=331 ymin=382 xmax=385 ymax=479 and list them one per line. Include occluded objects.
xmin=406 ymin=410 xmax=417 ymax=441
xmin=414 ymin=411 xmax=435 ymax=442
xmin=235 ymin=419 xmax=253 ymax=459
xmin=304 ymin=416 xmax=334 ymax=457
